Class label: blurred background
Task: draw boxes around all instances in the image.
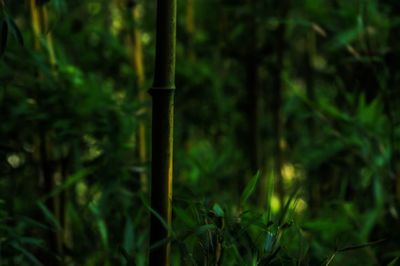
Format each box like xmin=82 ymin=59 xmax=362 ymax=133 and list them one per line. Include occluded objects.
xmin=1 ymin=0 xmax=400 ymax=265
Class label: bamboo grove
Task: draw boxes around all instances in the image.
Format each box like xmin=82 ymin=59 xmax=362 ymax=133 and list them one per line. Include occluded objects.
xmin=1 ymin=0 xmax=400 ymax=265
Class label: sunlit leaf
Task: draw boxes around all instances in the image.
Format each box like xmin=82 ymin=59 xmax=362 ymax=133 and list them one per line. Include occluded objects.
xmin=264 ymin=231 xmax=275 ymax=254
xmin=241 ymin=171 xmax=261 ymax=206
xmin=212 ymin=203 xmax=224 ymax=218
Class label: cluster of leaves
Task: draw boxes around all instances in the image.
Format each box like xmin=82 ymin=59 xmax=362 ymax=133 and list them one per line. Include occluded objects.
xmin=0 ymin=0 xmax=150 ymax=264
xmin=1 ymin=0 xmax=400 ymax=265
xmin=0 ymin=11 xmax=23 ymax=56
xmin=171 ymin=0 xmax=400 ymax=265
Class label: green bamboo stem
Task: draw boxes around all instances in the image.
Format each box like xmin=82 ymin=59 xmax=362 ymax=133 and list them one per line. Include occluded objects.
xmin=30 ymin=2 xmax=64 ymax=262
xmin=149 ymin=0 xmax=176 ymax=265
xmin=129 ymin=3 xmax=148 ymax=192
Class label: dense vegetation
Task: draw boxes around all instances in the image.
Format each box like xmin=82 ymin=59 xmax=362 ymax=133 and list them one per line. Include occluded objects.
xmin=1 ymin=0 xmax=400 ymax=265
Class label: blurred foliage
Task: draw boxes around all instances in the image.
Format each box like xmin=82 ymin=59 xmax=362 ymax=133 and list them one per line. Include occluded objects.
xmin=1 ymin=0 xmax=400 ymax=265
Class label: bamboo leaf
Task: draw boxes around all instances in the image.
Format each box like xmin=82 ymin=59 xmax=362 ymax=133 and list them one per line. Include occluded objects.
xmin=140 ymin=195 xmax=173 ymax=235
xmin=149 ymin=236 xmax=174 ymax=251
xmin=195 ymin=224 xmax=216 ymax=235
xmin=37 ymin=202 xmax=61 ymax=230
xmin=266 ymin=168 xmax=275 ymax=221
xmin=264 ymin=231 xmax=275 ymax=253
xmin=241 ymin=171 xmax=261 ymax=205
xmin=119 ymin=246 xmax=136 ymax=265
xmin=174 ymin=206 xmax=196 ymax=227
xmin=278 ymin=185 xmax=299 ymax=226
xmin=15 ymin=236 xmax=44 ymax=247
xmin=122 ymin=217 xmax=135 ymax=254
xmin=42 ymin=170 xmax=88 ymax=201
xmin=324 ymin=253 xmax=336 ymax=266
xmin=327 ymin=27 xmax=362 ymax=51
xmin=10 ymin=242 xmax=44 ymax=266
xmin=387 ymin=257 xmax=399 ymax=266
xmin=89 ymin=203 xmax=109 ymax=248
xmin=18 ymin=216 xmax=50 ymax=231
xmin=212 ymin=203 xmax=224 ymax=218
xmin=98 ymin=219 xmax=109 ymax=248
xmin=6 ymin=15 xmax=23 ymax=47
xmin=337 ymin=239 xmax=386 ymax=252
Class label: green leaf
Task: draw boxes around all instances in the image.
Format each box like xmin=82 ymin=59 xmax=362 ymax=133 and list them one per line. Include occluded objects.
xmin=0 ymin=19 xmax=8 ymax=57
xmin=11 ymin=242 xmax=44 ymax=266
xmin=240 ymin=171 xmax=261 ymax=205
xmin=119 ymin=246 xmax=136 ymax=264
xmin=265 ymin=168 xmax=275 ymax=221
xmin=337 ymin=239 xmax=386 ymax=252
xmin=42 ymin=170 xmax=88 ymax=201
xmin=18 ymin=216 xmax=50 ymax=231
xmin=212 ymin=203 xmax=224 ymax=218
xmin=122 ymin=217 xmax=135 ymax=254
xmin=16 ymin=236 xmax=45 ymax=247
xmin=37 ymin=202 xmax=61 ymax=230
xmin=264 ymin=231 xmax=275 ymax=253
xmin=52 ymin=0 xmax=67 ymax=13
xmin=149 ymin=236 xmax=174 ymax=251
xmin=373 ymin=176 xmax=384 ymax=208
xmin=387 ymin=257 xmax=399 ymax=266
xmin=98 ymin=219 xmax=109 ymax=248
xmin=140 ymin=195 xmax=173 ymax=235
xmin=6 ymin=16 xmax=24 ymax=47
xmin=195 ymin=224 xmax=216 ymax=235
xmin=89 ymin=203 xmax=109 ymax=248
xmin=174 ymin=206 xmax=196 ymax=227
xmin=327 ymin=26 xmax=361 ymax=51
xmin=278 ymin=186 xmax=299 ymax=226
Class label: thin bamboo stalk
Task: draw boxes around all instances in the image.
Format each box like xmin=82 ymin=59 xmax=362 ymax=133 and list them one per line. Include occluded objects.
xmin=30 ymin=1 xmax=63 ymax=262
xmin=130 ymin=5 xmax=148 ymax=192
xmin=41 ymin=5 xmax=57 ymax=68
xmin=30 ymin=0 xmax=41 ymax=50
xmin=149 ymin=0 xmax=176 ymax=265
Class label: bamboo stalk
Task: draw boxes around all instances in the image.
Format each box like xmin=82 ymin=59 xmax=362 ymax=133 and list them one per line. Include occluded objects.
xmin=30 ymin=1 xmax=63 ymax=262
xmin=30 ymin=0 xmax=41 ymax=50
xmin=149 ymin=0 xmax=176 ymax=265
xmin=130 ymin=4 xmax=148 ymax=192
xmin=41 ymin=5 xmax=57 ymax=68
xmin=41 ymin=4 xmax=64 ymax=257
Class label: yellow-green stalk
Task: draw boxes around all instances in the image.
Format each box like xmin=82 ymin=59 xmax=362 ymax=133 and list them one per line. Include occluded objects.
xmin=130 ymin=4 xmax=148 ymax=192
